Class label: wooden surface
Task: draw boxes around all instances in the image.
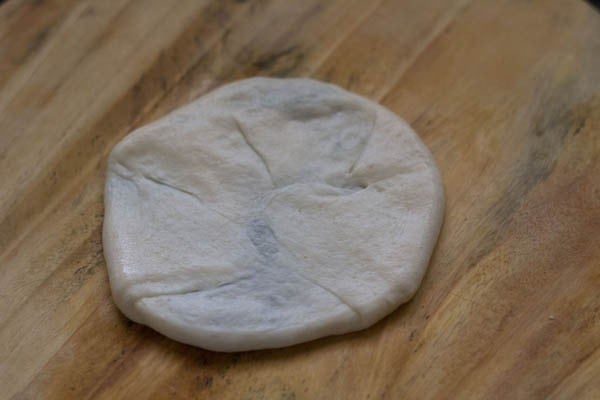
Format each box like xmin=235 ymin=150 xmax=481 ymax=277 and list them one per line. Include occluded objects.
xmin=1 ymin=0 xmax=599 ymax=398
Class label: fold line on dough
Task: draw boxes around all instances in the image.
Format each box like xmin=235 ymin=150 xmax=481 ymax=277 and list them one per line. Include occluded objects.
xmin=233 ymin=115 xmax=275 ymax=187
xmin=267 ymin=227 xmax=363 ymax=320
xmin=111 ymin=160 xmax=240 ymax=224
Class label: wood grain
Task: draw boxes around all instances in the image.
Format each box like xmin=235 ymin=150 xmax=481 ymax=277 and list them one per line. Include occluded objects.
xmin=1 ymin=0 xmax=599 ymax=399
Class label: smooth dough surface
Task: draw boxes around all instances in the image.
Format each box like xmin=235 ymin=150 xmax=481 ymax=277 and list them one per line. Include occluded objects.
xmin=103 ymin=78 xmax=444 ymax=352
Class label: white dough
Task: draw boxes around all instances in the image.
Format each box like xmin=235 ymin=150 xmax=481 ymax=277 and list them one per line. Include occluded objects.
xmin=103 ymin=78 xmax=444 ymax=352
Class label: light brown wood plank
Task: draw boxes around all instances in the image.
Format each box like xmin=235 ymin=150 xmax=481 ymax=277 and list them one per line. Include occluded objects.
xmin=314 ymin=0 xmax=472 ymax=100
xmin=0 ymin=0 xmax=132 ymax=153
xmin=547 ymin=346 xmax=600 ymax=400
xmin=0 ymin=0 xmax=82 ymax=88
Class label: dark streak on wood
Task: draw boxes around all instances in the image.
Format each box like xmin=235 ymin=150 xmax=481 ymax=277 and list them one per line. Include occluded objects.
xmin=464 ymin=76 xmax=591 ymax=272
xmin=26 ymin=26 xmax=49 ymax=53
xmin=252 ymin=45 xmax=299 ymax=70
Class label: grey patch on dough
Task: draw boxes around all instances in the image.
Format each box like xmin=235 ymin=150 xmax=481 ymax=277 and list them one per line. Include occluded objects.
xmin=247 ymin=219 xmax=279 ymax=259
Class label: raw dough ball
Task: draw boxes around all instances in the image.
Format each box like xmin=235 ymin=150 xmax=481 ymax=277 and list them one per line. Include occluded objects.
xmin=103 ymin=78 xmax=444 ymax=352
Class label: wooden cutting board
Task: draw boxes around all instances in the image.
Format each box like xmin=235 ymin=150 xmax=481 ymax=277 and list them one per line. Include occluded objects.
xmin=1 ymin=0 xmax=599 ymax=398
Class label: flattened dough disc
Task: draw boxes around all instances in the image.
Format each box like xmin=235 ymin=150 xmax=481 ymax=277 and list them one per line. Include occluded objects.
xmin=103 ymin=78 xmax=444 ymax=352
